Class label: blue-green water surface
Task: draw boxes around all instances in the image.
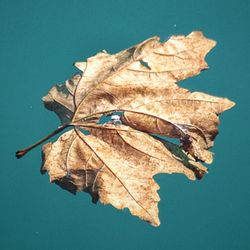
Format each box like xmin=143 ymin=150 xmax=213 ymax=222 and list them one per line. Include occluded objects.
xmin=1 ymin=0 xmax=249 ymax=249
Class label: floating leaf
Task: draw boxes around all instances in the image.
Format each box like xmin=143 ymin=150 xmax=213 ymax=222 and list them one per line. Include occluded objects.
xmin=16 ymin=31 xmax=235 ymax=226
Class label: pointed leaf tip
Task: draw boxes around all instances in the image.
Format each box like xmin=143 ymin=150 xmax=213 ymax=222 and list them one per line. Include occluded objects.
xmin=74 ymin=62 xmax=87 ymax=72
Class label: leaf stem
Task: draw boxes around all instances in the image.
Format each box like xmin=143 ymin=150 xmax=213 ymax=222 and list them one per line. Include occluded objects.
xmin=16 ymin=123 xmax=71 ymax=159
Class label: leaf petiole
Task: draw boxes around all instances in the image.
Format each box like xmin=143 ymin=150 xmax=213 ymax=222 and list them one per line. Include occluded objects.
xmin=16 ymin=123 xmax=71 ymax=159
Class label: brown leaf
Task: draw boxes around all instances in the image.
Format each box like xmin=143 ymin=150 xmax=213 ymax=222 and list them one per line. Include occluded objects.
xmin=121 ymin=91 xmax=234 ymax=163
xmin=42 ymin=125 xmax=200 ymax=226
xmin=42 ymin=74 xmax=81 ymax=123
xmin=17 ymin=31 xmax=235 ymax=226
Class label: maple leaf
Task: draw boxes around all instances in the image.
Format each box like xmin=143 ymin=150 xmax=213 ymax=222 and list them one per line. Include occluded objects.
xmin=16 ymin=31 xmax=235 ymax=226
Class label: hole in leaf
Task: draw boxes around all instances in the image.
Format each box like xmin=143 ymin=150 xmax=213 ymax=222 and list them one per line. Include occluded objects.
xmin=140 ymin=60 xmax=151 ymax=70
xmin=97 ymin=111 xmax=124 ymax=124
xmin=153 ymin=134 xmax=180 ymax=146
xmin=79 ymin=127 xmax=91 ymax=135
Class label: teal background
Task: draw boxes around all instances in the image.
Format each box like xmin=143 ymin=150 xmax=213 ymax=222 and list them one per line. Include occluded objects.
xmin=1 ymin=0 xmax=249 ymax=249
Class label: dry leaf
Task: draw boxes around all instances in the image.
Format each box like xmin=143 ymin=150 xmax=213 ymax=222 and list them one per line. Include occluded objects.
xmin=16 ymin=31 xmax=235 ymax=226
